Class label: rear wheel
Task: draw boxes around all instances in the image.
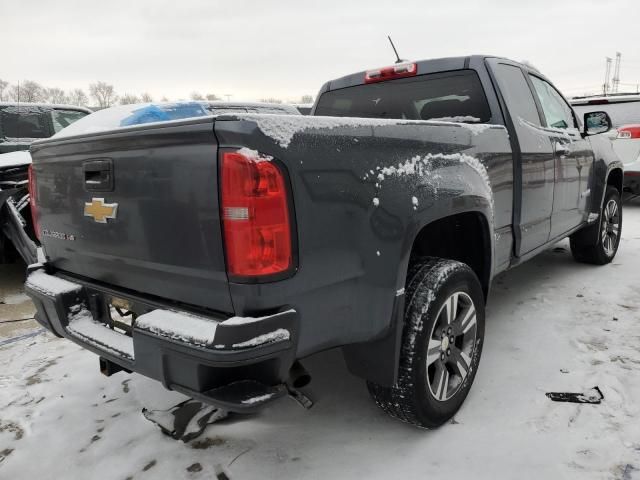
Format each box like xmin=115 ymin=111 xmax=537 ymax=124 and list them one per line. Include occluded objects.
xmin=570 ymin=186 xmax=622 ymax=265
xmin=367 ymin=258 xmax=485 ymax=428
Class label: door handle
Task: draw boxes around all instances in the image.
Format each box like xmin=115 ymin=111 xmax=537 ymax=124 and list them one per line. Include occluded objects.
xmin=554 ymin=142 xmax=570 ymax=156
xmin=83 ymin=159 xmax=114 ymax=192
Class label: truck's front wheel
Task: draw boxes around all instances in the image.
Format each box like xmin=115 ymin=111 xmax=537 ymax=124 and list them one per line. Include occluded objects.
xmin=367 ymin=258 xmax=485 ymax=428
xmin=570 ymin=186 xmax=622 ymax=265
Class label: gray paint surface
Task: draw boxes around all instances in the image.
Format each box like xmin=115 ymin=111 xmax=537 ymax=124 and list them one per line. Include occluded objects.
xmin=28 ymin=55 xmax=622 ymax=363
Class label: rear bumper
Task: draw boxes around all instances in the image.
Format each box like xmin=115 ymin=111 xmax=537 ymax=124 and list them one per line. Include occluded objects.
xmin=25 ymin=267 xmax=299 ymax=412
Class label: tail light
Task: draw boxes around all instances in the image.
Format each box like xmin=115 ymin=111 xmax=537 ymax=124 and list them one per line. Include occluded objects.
xmin=365 ymin=62 xmax=417 ymax=84
xmin=220 ymin=149 xmax=294 ymax=278
xmin=28 ymin=164 xmax=41 ymax=241
xmin=617 ymin=125 xmax=640 ymax=139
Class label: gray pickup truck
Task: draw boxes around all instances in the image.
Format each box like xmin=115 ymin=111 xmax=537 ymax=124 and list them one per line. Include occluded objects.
xmin=25 ymin=55 xmax=623 ymax=428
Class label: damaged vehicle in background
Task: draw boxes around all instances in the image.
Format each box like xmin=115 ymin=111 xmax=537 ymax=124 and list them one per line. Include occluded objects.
xmin=0 ymin=103 xmax=91 ymax=264
xmin=0 ymin=103 xmax=92 ymax=154
xmin=25 ymin=56 xmax=623 ymax=428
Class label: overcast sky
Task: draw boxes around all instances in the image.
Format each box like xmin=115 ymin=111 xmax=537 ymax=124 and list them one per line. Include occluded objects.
xmin=2 ymin=0 xmax=639 ymax=102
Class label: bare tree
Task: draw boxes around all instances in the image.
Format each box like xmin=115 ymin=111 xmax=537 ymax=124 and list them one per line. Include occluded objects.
xmin=8 ymin=80 xmax=46 ymax=102
xmin=190 ymin=92 xmax=205 ymax=100
xmin=260 ymin=97 xmax=283 ymax=104
xmin=205 ymin=93 xmax=220 ymax=101
xmin=0 ymin=79 xmax=8 ymax=101
xmin=67 ymin=88 xmax=89 ymax=106
xmin=140 ymin=92 xmax=153 ymax=103
xmin=46 ymin=87 xmax=68 ymax=104
xmin=119 ymin=93 xmax=140 ymax=105
xmin=89 ymin=81 xmax=118 ymax=108
xmin=300 ymin=94 xmax=314 ymax=104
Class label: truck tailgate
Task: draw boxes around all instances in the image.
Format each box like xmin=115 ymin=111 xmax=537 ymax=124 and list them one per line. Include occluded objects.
xmin=29 ymin=118 xmax=233 ymax=314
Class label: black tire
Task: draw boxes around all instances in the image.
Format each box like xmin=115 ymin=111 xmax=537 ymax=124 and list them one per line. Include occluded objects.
xmin=367 ymin=258 xmax=485 ymax=428
xmin=570 ymin=186 xmax=622 ymax=265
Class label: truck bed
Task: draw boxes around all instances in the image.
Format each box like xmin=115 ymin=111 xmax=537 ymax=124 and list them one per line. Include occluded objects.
xmin=30 ymin=112 xmax=511 ymax=357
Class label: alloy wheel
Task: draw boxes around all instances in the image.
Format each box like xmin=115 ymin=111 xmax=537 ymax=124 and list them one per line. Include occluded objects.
xmin=426 ymin=291 xmax=478 ymax=402
xmin=601 ymin=199 xmax=620 ymax=257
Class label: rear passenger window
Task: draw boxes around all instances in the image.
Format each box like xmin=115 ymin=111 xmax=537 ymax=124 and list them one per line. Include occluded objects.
xmin=491 ymin=63 xmax=543 ymax=151
xmin=529 ymin=76 xmax=576 ymax=129
xmin=0 ymin=106 xmax=51 ymax=139
xmin=51 ymin=109 xmax=89 ymax=133
xmin=315 ymin=70 xmax=491 ymax=122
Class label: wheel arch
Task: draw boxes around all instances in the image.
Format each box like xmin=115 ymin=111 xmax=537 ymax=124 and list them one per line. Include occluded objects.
xmin=606 ymin=167 xmax=623 ymax=196
xmin=407 ymin=210 xmax=493 ymax=299
xmin=342 ymin=208 xmax=492 ymax=388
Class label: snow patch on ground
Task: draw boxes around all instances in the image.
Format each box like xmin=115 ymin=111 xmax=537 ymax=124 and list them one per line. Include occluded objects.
xmin=135 ymin=309 xmax=218 ymax=347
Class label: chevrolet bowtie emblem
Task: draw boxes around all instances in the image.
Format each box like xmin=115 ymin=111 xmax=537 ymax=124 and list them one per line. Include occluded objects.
xmin=84 ymin=198 xmax=118 ymax=223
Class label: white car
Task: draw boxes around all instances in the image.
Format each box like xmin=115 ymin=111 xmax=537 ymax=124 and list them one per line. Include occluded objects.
xmin=571 ymin=94 xmax=640 ymax=195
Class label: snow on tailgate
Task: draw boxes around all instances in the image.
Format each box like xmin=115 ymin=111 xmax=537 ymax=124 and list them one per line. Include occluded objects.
xmin=135 ymin=309 xmax=219 ymax=347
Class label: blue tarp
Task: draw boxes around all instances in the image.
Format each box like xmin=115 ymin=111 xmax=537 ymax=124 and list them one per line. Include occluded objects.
xmin=119 ymin=102 xmax=209 ymax=127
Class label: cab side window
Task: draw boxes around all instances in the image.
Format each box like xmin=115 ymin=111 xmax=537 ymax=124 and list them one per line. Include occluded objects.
xmin=491 ymin=63 xmax=543 ymax=152
xmin=529 ymin=76 xmax=576 ymax=130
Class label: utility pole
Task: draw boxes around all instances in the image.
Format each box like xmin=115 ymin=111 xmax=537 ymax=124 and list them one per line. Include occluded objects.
xmin=611 ymin=52 xmax=622 ymax=93
xmin=603 ymin=57 xmax=612 ymax=96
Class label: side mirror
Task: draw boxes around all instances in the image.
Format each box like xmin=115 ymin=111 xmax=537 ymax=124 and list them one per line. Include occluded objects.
xmin=584 ymin=111 xmax=612 ymax=136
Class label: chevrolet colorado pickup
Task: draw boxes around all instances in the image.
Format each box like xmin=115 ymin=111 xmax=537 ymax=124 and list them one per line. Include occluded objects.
xmin=25 ymin=56 xmax=623 ymax=428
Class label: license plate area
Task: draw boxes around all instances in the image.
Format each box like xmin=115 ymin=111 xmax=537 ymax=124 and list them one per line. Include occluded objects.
xmin=107 ymin=296 xmax=137 ymax=335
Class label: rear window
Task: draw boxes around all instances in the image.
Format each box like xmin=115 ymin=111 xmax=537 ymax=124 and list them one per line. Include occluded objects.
xmin=315 ymin=70 xmax=491 ymax=122
xmin=52 ymin=109 xmax=89 ymax=133
xmin=572 ymin=100 xmax=640 ymax=127
xmin=0 ymin=105 xmax=51 ymax=140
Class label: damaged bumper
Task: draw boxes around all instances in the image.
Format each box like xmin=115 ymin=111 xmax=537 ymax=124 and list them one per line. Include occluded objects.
xmin=24 ymin=267 xmax=299 ymax=412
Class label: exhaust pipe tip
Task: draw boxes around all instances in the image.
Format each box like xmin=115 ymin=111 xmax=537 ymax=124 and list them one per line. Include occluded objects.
xmin=288 ymin=361 xmax=311 ymax=389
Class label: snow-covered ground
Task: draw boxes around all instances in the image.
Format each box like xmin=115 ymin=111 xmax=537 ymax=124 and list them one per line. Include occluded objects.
xmin=1 ymin=199 xmax=640 ymax=479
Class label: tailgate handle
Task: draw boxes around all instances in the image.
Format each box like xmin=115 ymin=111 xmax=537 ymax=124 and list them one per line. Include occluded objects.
xmin=83 ymin=159 xmax=113 ymax=192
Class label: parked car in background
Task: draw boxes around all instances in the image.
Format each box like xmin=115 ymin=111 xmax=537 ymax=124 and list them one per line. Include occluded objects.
xmin=571 ymin=94 xmax=640 ymax=195
xmin=292 ymin=103 xmax=313 ymax=115
xmin=0 ymin=103 xmax=91 ymax=264
xmin=0 ymin=103 xmax=91 ymax=154
xmin=25 ymin=55 xmax=623 ymax=429
xmin=204 ymin=101 xmax=301 ymax=116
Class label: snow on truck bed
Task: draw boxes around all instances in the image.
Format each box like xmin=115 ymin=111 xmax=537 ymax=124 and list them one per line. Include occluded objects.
xmin=45 ymin=100 xmax=498 ymax=147
xmin=236 ymin=113 xmax=496 ymax=148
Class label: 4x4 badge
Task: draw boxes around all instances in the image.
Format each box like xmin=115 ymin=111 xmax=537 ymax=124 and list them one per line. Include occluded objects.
xmin=84 ymin=198 xmax=118 ymax=223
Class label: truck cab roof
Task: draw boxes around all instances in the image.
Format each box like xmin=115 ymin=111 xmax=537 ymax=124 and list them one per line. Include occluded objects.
xmin=321 ymin=55 xmax=544 ymax=93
